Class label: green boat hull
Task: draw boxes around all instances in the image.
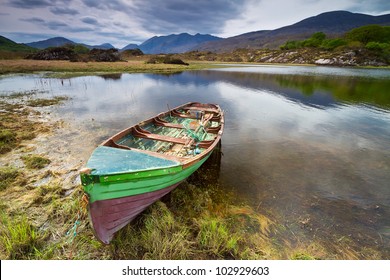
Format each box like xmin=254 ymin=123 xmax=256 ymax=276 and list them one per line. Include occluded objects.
xmin=82 ymin=152 xmax=210 ymax=203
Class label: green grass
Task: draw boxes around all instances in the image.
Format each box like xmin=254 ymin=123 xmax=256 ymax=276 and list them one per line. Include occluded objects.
xmin=111 ymin=201 xmax=194 ymax=260
xmin=22 ymin=154 xmax=51 ymax=169
xmin=0 ymin=213 xmax=46 ymax=259
xmin=197 ymin=216 xmax=240 ymax=257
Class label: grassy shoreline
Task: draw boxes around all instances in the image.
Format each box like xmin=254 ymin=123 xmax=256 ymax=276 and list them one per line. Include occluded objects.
xmin=0 ymin=59 xmax=220 ymax=76
xmin=1 ymin=58 xmax=388 ymax=78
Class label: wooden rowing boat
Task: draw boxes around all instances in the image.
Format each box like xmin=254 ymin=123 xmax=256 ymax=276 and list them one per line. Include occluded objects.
xmin=80 ymin=102 xmax=224 ymax=244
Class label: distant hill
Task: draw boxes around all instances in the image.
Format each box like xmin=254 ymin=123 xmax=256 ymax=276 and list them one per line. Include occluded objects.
xmin=0 ymin=35 xmax=36 ymax=52
xmin=195 ymin=11 xmax=390 ymax=52
xmin=26 ymin=37 xmax=74 ymax=49
xmin=139 ymin=33 xmax=222 ymax=54
xmin=87 ymin=43 xmax=116 ymax=50
xmin=26 ymin=37 xmax=116 ymax=50
xmin=121 ymin=43 xmax=139 ymax=51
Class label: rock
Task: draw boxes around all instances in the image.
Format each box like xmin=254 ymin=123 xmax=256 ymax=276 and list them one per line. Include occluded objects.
xmin=315 ymin=58 xmax=333 ymax=65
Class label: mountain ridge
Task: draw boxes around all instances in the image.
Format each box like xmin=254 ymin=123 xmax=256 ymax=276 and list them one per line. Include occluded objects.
xmin=0 ymin=35 xmax=36 ymax=52
xmin=195 ymin=11 xmax=390 ymax=52
xmin=139 ymin=33 xmax=222 ymax=54
xmin=26 ymin=37 xmax=115 ymax=50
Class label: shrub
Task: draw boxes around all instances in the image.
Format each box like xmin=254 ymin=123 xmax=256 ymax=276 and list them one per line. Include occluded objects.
xmin=146 ymin=55 xmax=189 ymax=65
xmin=26 ymin=47 xmax=77 ymax=60
xmin=122 ymin=48 xmax=143 ymax=56
xmin=88 ymin=48 xmax=121 ymax=62
xmin=280 ymin=40 xmax=302 ymax=50
xmin=366 ymin=42 xmax=390 ymax=51
xmin=321 ymin=38 xmax=347 ymax=50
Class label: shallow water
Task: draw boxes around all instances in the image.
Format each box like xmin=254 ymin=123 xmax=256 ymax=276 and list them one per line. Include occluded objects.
xmin=1 ymin=65 xmax=390 ymax=258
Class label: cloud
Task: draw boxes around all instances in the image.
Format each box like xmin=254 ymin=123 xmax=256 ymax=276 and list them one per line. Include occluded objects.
xmin=7 ymin=0 xmax=51 ymax=9
xmin=349 ymin=0 xmax=390 ymax=13
xmin=64 ymin=26 xmax=95 ymax=33
xmin=7 ymin=0 xmax=71 ymax=9
xmin=81 ymin=0 xmax=130 ymax=11
xmin=47 ymin=20 xmax=68 ymax=30
xmin=80 ymin=0 xmax=101 ymax=9
xmin=20 ymin=17 xmax=46 ymax=24
xmin=81 ymin=17 xmax=99 ymax=25
xmin=130 ymin=0 xmax=248 ymax=35
xmin=20 ymin=17 xmax=68 ymax=31
xmin=49 ymin=7 xmax=79 ymax=15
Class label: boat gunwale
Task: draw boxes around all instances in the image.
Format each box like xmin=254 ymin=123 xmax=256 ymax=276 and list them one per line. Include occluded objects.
xmin=100 ymin=101 xmax=224 ymax=168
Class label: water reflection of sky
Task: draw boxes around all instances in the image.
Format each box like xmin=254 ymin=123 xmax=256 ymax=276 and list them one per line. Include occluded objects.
xmin=1 ymin=66 xmax=390 ymax=254
xmin=213 ymin=64 xmax=390 ymax=79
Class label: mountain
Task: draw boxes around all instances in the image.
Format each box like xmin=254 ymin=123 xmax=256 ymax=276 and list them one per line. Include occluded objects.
xmin=195 ymin=11 xmax=390 ymax=52
xmin=83 ymin=43 xmax=115 ymax=50
xmin=26 ymin=37 xmax=74 ymax=49
xmin=139 ymin=33 xmax=222 ymax=54
xmin=26 ymin=37 xmax=116 ymax=50
xmin=121 ymin=43 xmax=139 ymax=51
xmin=0 ymin=35 xmax=36 ymax=52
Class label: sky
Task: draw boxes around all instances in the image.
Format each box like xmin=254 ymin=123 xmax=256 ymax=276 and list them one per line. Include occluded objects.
xmin=1 ymin=0 xmax=390 ymax=48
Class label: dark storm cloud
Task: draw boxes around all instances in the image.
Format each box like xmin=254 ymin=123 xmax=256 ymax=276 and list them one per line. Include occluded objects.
xmin=49 ymin=7 xmax=79 ymax=15
xmin=130 ymin=0 xmax=248 ymax=34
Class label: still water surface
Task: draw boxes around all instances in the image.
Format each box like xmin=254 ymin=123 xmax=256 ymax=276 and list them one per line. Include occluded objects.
xmin=1 ymin=65 xmax=390 ymax=258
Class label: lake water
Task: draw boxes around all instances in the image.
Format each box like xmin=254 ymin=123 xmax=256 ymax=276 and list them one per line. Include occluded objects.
xmin=1 ymin=65 xmax=390 ymax=258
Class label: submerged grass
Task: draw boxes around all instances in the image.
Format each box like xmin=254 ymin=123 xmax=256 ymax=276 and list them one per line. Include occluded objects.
xmin=26 ymin=96 xmax=69 ymax=107
xmin=0 ymin=95 xmax=54 ymax=155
